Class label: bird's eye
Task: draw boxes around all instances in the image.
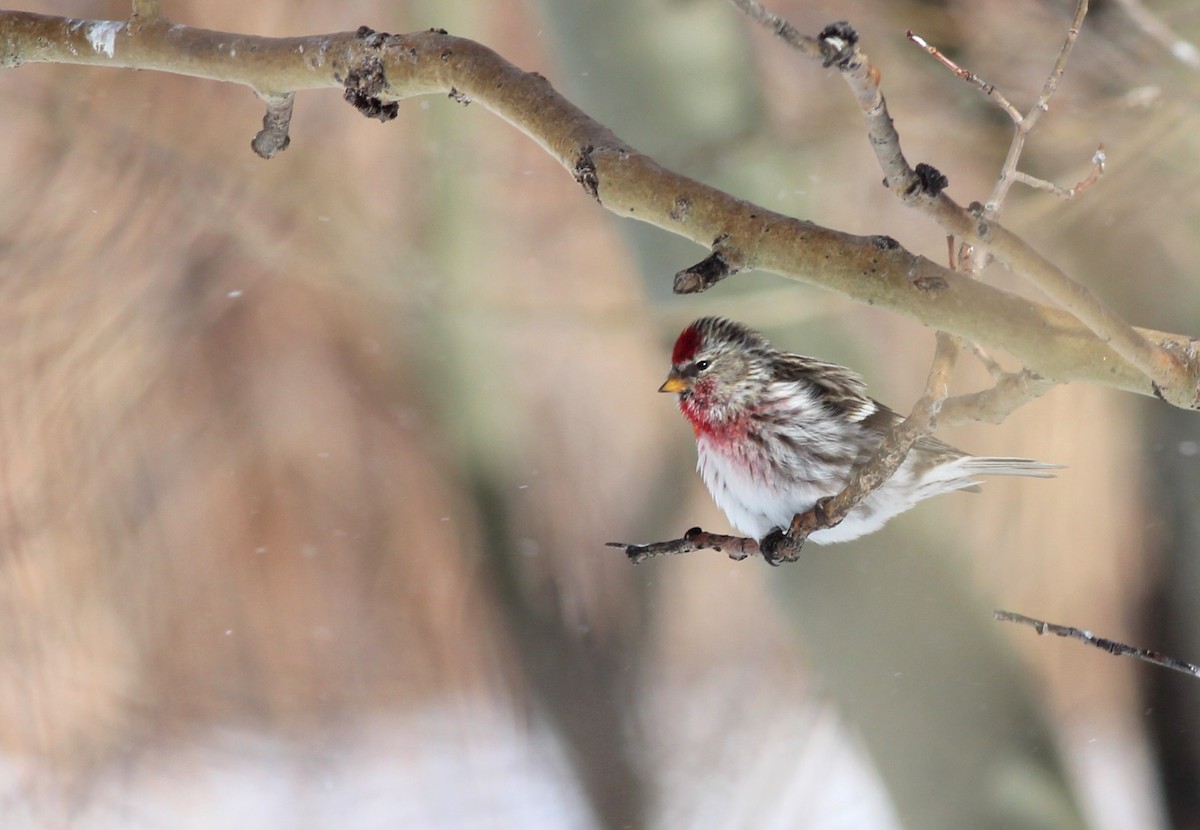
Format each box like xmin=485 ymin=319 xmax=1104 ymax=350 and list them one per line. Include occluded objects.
xmin=694 ymin=360 xmax=711 ymax=372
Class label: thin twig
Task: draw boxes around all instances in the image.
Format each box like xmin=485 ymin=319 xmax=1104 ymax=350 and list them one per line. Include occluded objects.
xmin=987 ymin=0 xmax=1090 ymax=213
xmin=607 ymin=527 xmax=759 ymax=565
xmin=995 ymin=610 xmax=1200 ymax=679
xmin=1012 ymin=145 xmax=1106 ymax=200
xmin=724 ymin=0 xmax=823 ymax=61
xmin=906 ymin=30 xmax=1022 ymax=123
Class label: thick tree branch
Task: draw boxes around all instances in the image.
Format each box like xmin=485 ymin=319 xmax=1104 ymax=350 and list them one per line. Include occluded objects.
xmin=3 ymin=11 xmax=1199 ymax=408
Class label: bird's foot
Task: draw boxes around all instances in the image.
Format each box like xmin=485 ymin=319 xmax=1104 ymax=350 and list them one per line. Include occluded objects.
xmin=759 ymin=528 xmax=803 ymax=566
xmin=760 ymin=497 xmax=838 ymax=565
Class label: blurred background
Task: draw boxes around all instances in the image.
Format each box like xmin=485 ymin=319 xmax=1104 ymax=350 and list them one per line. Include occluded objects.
xmin=0 ymin=0 xmax=1198 ymax=827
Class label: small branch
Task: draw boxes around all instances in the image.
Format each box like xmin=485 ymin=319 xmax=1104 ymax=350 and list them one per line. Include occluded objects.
xmin=1029 ymin=0 xmax=1088 ymax=130
xmin=906 ymin=29 xmax=1022 ymax=123
xmin=937 ymin=369 xmax=1058 ymax=427
xmin=725 ymin=0 xmax=823 ymax=61
xmin=987 ymin=0 xmax=1090 ymax=213
xmin=251 ymin=92 xmax=295 ymax=158
xmin=607 ymin=527 xmax=759 ymax=565
xmin=995 ymin=610 xmax=1200 ymax=679
xmin=673 ymin=234 xmax=743 ymax=293
xmin=1012 ymin=145 xmax=1106 ymax=201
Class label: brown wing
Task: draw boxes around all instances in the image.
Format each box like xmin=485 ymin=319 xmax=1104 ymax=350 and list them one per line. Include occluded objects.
xmin=768 ymin=352 xmax=879 ymax=424
xmin=771 ymin=352 xmax=966 ymax=460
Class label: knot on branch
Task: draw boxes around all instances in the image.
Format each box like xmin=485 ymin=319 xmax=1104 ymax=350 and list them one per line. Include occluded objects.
xmin=872 ymin=234 xmax=900 ymax=250
xmin=818 ymin=21 xmax=860 ymax=69
xmin=354 ymin=24 xmax=391 ymax=50
xmin=343 ymin=54 xmax=398 ymax=122
xmin=673 ymin=235 xmax=743 ymax=294
xmin=912 ymin=275 xmax=948 ymax=293
xmin=574 ymin=144 xmax=600 ymax=200
xmin=907 ymin=162 xmax=949 ymax=198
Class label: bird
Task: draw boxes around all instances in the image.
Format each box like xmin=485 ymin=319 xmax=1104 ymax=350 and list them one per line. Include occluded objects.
xmin=659 ymin=316 xmax=1059 ymax=546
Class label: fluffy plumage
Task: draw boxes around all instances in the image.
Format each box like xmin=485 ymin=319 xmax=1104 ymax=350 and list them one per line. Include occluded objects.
xmin=660 ymin=317 xmax=1058 ymax=544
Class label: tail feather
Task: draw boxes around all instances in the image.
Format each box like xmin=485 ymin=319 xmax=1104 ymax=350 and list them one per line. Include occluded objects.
xmin=960 ymin=456 xmax=1063 ymax=479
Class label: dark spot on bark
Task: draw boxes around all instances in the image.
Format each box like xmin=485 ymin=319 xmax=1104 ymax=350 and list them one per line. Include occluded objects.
xmin=669 ymin=196 xmax=691 ymax=223
xmin=907 ymin=162 xmax=949 ymax=197
xmin=574 ymin=144 xmax=600 ymax=200
xmin=913 ymin=275 xmax=948 ymax=292
xmin=1152 ymin=381 xmax=1168 ymax=402
xmin=872 ymin=234 xmax=899 ymax=250
xmin=448 ymin=87 xmax=470 ymax=106
xmin=818 ymin=21 xmax=859 ymax=69
xmin=429 ymin=27 xmax=448 ymax=35
xmin=354 ymin=25 xmax=391 ymax=49
xmin=343 ymin=56 xmax=399 ymax=122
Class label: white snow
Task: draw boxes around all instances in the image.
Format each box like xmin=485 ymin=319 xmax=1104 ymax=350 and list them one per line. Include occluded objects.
xmin=86 ymin=21 xmax=123 ymax=58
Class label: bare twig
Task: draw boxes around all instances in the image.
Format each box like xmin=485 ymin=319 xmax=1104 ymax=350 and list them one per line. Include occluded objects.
xmin=987 ymin=0 xmax=1090 ymax=213
xmin=996 ymin=610 xmax=1200 ymax=679
xmin=3 ymin=10 xmax=1198 ymax=407
xmin=1114 ymin=0 xmax=1200 ymax=71
xmin=251 ymin=92 xmax=295 ymax=158
xmin=724 ymin=0 xmax=823 ymax=61
xmin=906 ymin=30 xmax=1022 ymax=123
xmin=607 ymin=527 xmax=759 ymax=565
xmin=1012 ymin=145 xmax=1106 ymax=200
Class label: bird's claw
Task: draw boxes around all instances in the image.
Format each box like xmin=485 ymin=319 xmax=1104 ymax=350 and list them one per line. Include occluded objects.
xmin=759 ymin=528 xmax=801 ymax=566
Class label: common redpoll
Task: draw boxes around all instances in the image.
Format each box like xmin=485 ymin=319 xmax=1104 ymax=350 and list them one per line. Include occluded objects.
xmin=660 ymin=317 xmax=1058 ymax=545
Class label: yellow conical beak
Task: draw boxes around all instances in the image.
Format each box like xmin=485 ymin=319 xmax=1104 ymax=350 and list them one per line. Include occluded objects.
xmin=658 ymin=372 xmax=690 ymax=394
